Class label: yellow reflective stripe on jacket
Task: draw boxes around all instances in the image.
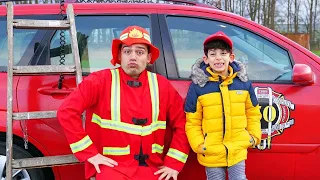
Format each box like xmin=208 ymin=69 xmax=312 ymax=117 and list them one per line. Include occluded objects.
xmin=167 ymin=148 xmax=188 ymax=163
xmin=103 ymin=145 xmax=130 ymax=155
xmin=92 ymin=114 xmax=166 ymax=136
xmin=147 ymin=71 xmax=159 ymax=123
xmin=110 ymin=69 xmax=120 ymax=122
xmin=70 ymin=135 xmax=93 ymax=153
xmin=152 ymin=144 xmax=163 ymax=154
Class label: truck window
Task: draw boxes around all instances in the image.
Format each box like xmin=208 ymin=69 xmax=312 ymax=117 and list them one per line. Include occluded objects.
xmin=166 ymin=16 xmax=292 ymax=82
xmin=49 ymin=15 xmax=151 ymax=74
xmin=0 ymin=18 xmax=38 ymax=72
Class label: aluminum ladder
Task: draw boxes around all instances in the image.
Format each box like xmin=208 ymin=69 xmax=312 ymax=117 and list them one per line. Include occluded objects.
xmin=5 ymin=1 xmax=84 ymax=179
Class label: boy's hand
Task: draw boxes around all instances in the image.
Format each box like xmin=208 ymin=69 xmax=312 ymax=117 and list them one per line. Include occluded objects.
xmin=197 ymin=144 xmax=205 ymax=154
xmin=249 ymin=135 xmax=256 ymax=146
xmin=87 ymin=153 xmax=118 ymax=173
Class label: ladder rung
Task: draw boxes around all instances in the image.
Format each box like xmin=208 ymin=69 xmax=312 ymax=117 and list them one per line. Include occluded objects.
xmin=12 ymin=155 xmax=79 ymax=169
xmin=13 ymin=65 xmax=76 ymax=74
xmin=13 ymin=19 xmax=70 ymax=30
xmin=13 ymin=111 xmax=57 ymax=120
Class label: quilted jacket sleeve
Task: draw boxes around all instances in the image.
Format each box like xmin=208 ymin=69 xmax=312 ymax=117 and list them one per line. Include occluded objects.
xmin=184 ymin=83 xmax=204 ymax=154
xmin=245 ymin=82 xmax=262 ymax=146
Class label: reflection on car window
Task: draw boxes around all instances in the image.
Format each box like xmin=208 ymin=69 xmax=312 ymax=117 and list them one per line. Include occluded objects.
xmin=0 ymin=19 xmax=38 ymax=70
xmin=166 ymin=16 xmax=292 ymax=81
xmin=50 ymin=16 xmax=151 ymax=74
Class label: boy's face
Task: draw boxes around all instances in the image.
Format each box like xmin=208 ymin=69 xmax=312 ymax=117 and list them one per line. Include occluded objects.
xmin=203 ymin=48 xmax=235 ymax=77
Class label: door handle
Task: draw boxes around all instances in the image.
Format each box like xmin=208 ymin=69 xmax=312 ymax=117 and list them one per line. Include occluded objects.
xmin=38 ymin=87 xmax=74 ymax=95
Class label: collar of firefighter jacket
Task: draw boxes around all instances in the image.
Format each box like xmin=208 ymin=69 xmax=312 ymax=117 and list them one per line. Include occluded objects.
xmin=91 ymin=68 xmax=164 ymax=135
xmin=119 ymin=67 xmax=148 ymax=86
xmin=108 ymin=68 xmax=160 ymax=124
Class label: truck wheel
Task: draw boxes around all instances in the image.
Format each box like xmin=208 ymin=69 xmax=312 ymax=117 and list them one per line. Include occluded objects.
xmin=0 ymin=141 xmax=46 ymax=180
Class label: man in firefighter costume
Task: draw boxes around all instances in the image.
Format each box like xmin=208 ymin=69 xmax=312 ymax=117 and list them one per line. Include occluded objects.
xmin=57 ymin=25 xmax=190 ymax=180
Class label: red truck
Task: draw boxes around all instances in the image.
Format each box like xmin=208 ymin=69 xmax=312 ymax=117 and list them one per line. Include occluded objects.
xmin=0 ymin=1 xmax=319 ymax=179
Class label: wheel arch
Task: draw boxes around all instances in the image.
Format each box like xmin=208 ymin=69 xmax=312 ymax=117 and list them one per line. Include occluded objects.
xmin=0 ymin=132 xmax=55 ymax=179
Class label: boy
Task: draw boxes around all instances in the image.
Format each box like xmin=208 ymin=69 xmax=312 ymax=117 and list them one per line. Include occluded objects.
xmin=184 ymin=31 xmax=261 ymax=180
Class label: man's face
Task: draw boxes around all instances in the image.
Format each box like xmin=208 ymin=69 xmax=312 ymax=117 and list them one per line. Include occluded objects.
xmin=119 ymin=43 xmax=151 ymax=79
xmin=204 ymin=48 xmax=234 ymax=76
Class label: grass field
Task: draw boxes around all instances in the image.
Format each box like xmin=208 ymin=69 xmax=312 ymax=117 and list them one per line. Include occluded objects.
xmin=312 ymin=50 xmax=320 ymax=56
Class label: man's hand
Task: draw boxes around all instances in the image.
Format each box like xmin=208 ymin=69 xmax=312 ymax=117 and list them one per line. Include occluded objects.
xmin=154 ymin=166 xmax=179 ymax=180
xmin=87 ymin=153 xmax=118 ymax=173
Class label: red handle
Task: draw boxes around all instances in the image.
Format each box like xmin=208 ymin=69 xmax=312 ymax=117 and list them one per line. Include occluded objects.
xmin=38 ymin=88 xmax=74 ymax=95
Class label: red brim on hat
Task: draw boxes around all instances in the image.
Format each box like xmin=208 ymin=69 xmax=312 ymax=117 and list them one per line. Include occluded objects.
xmin=110 ymin=38 xmax=160 ymax=66
xmin=203 ymin=35 xmax=233 ymax=50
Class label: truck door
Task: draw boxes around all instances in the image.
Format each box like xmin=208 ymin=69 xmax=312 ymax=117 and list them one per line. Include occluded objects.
xmin=16 ymin=14 xmax=157 ymax=180
xmin=159 ymin=14 xmax=320 ymax=179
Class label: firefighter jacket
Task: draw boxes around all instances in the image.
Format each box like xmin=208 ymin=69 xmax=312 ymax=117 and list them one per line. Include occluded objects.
xmin=184 ymin=59 xmax=261 ymax=168
xmin=57 ymin=67 xmax=190 ymax=179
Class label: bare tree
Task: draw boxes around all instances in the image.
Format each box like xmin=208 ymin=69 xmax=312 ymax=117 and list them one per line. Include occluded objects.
xmin=215 ymin=0 xmax=222 ymax=9
xmin=231 ymin=0 xmax=235 ymax=13
xmin=269 ymin=0 xmax=276 ymax=29
xmin=313 ymin=0 xmax=318 ymax=41
xmin=248 ymin=0 xmax=260 ymax=21
xmin=301 ymin=0 xmax=317 ymax=41
xmin=263 ymin=0 xmax=268 ymax=27
xmin=309 ymin=0 xmax=314 ymax=41
xmin=287 ymin=0 xmax=293 ymax=32
xmin=294 ymin=0 xmax=301 ymax=33
xmin=225 ymin=0 xmax=228 ymax=11
xmin=239 ymin=0 xmax=245 ymax=17
xmin=257 ymin=0 xmax=261 ymax=23
xmin=267 ymin=0 xmax=271 ymax=27
xmin=252 ymin=0 xmax=276 ymax=29
xmin=226 ymin=0 xmax=236 ymax=13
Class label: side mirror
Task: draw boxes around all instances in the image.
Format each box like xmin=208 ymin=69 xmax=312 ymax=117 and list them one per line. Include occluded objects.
xmin=292 ymin=64 xmax=314 ymax=85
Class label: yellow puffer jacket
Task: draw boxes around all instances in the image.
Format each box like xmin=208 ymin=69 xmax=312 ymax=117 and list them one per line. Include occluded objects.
xmin=185 ymin=59 xmax=261 ymax=167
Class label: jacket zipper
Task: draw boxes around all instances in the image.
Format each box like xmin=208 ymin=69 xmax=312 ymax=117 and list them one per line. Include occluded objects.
xmin=202 ymin=133 xmax=207 ymax=157
xmin=219 ymin=76 xmax=228 ymax=163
